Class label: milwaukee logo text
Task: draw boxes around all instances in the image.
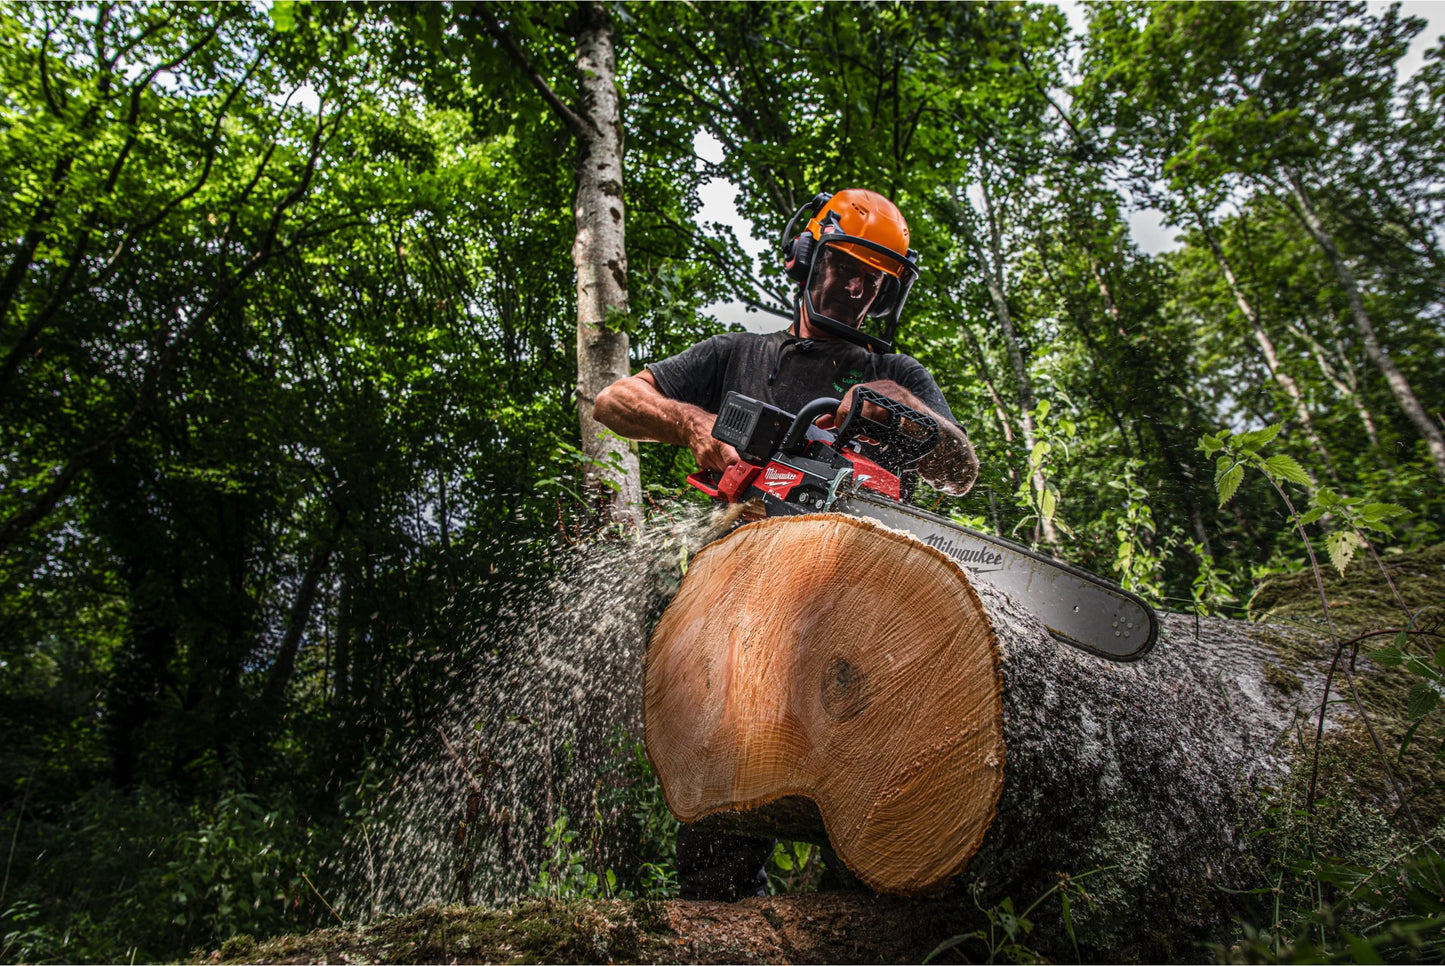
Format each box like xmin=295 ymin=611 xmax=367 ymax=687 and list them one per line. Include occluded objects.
xmin=924 ymin=534 xmax=1004 ymax=567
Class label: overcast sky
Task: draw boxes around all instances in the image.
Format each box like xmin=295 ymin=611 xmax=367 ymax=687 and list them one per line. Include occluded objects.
xmin=699 ymin=1 xmax=1445 ymax=333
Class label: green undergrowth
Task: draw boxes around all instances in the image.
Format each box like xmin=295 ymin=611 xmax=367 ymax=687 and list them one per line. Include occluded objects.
xmin=1204 ymin=428 xmax=1445 ymax=963
xmin=1250 ymin=542 xmax=1445 ymax=829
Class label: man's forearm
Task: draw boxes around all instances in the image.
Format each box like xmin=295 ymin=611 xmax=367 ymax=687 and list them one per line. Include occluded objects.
xmin=593 ymin=372 xmax=741 ymax=472
xmin=920 ymin=420 xmax=978 ymax=496
xmin=594 ymin=373 xmax=705 ymax=446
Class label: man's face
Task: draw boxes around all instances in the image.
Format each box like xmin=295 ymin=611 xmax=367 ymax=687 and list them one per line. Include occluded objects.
xmin=807 ymin=244 xmax=888 ymax=329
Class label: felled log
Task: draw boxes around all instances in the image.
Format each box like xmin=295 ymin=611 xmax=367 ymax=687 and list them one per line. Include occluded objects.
xmin=645 ymin=513 xmax=1005 ymax=894
xmin=644 ymin=513 xmax=1313 ymax=944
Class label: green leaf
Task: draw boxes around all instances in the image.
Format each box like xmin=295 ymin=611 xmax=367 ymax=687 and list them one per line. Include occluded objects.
xmin=1369 ymin=646 xmax=1404 ymax=668
xmin=1408 ymin=682 xmax=1439 ymax=720
xmin=1217 ymin=465 xmax=1244 ymax=507
xmin=1326 ymin=529 xmax=1363 ymax=575
xmin=271 ymin=0 xmax=296 ymax=32
xmin=1263 ymin=454 xmax=1311 ymax=487
xmin=1199 ymin=434 xmax=1221 ymax=456
xmin=1040 ymin=485 xmax=1058 ymax=522
xmin=1234 ymin=423 xmax=1282 ymax=453
xmin=1299 ymin=506 xmax=1326 ymax=526
xmin=1357 ymin=503 xmax=1408 ymax=529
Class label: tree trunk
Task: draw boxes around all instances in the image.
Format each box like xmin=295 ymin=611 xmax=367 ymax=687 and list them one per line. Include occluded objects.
xmin=959 ymin=182 xmax=1059 ymax=547
xmin=1192 ymin=205 xmax=1336 ymax=481
xmin=1282 ymin=169 xmax=1445 ymax=480
xmin=477 ymin=2 xmax=643 ymax=523
xmin=571 ymin=2 xmax=642 ymax=522
xmin=645 ymin=514 xmax=1308 ymax=930
xmin=1287 ymin=317 xmax=1382 ymax=449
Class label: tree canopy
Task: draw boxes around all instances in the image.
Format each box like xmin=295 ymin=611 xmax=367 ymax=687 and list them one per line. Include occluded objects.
xmin=1 ymin=2 xmax=1442 ymax=961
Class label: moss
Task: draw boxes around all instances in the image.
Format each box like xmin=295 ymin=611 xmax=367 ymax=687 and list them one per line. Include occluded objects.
xmin=1263 ymin=663 xmax=1303 ymax=695
xmin=1249 ymin=543 xmax=1445 ymax=638
xmin=216 ymin=934 xmax=256 ymax=959
xmin=204 ymin=900 xmax=674 ymax=965
xmin=1248 ymin=543 xmax=1445 ymax=827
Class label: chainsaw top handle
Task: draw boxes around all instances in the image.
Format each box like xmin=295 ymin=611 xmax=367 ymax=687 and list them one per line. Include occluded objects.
xmin=779 ymin=397 xmax=843 ymax=454
xmin=834 ymin=385 xmax=939 ymax=470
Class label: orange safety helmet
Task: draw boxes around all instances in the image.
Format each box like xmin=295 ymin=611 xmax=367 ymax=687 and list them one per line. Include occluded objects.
xmin=782 ymin=189 xmax=920 ymax=353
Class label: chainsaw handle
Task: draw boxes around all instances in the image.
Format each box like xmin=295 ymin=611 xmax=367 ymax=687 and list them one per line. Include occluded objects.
xmin=835 ymin=386 xmax=938 ymax=468
xmin=780 ymin=397 xmax=842 ymax=454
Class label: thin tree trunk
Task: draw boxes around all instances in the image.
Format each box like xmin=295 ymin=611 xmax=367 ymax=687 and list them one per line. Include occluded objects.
xmin=1282 ymin=169 xmax=1445 ymax=480
xmin=479 ymin=2 xmax=643 ymax=522
xmin=965 ymin=182 xmax=1058 ymax=546
xmin=262 ymin=524 xmax=341 ymax=708
xmin=1191 ymin=203 xmax=1335 ymax=481
xmin=1286 ymin=317 xmax=1381 ymax=449
xmin=959 ymin=322 xmax=1016 ymax=446
xmin=571 ymin=2 xmax=642 ymax=522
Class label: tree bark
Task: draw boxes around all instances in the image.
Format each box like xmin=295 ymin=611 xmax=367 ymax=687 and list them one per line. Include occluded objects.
xmin=477 ymin=2 xmax=643 ymax=523
xmin=571 ymin=2 xmax=642 ymax=522
xmin=645 ymin=514 xmax=1315 ymax=935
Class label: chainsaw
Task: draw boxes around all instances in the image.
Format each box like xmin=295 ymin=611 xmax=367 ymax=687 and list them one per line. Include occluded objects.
xmin=685 ymin=387 xmax=1158 ymax=661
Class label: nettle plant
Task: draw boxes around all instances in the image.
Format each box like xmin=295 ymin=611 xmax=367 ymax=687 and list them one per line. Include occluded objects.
xmin=1201 ymin=424 xmax=1408 ymax=580
xmin=1201 ymin=424 xmax=1445 ymax=960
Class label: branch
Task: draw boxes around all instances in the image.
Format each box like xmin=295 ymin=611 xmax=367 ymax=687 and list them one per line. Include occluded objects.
xmin=474 ymin=4 xmax=587 ymax=140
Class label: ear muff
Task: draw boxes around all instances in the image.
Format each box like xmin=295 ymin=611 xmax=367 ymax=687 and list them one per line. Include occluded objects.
xmin=783 ymin=231 xmax=814 ymax=284
xmin=781 ymin=192 xmax=833 ymax=284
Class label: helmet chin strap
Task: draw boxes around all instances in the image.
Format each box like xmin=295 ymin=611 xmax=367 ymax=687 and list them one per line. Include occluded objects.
xmin=798 ymin=284 xmax=892 ymax=353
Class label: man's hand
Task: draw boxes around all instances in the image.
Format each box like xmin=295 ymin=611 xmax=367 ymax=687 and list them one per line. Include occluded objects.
xmin=818 ymin=380 xmax=928 ymax=431
xmin=683 ymin=409 xmax=741 ymax=473
xmin=816 ymin=380 xmax=979 ymax=496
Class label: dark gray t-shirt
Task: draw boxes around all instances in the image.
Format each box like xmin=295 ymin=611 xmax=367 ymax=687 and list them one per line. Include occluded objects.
xmin=647 ymin=330 xmax=956 ymax=424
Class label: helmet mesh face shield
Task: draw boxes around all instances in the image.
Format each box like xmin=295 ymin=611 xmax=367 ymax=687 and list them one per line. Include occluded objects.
xmin=802 ymin=235 xmax=918 ymax=353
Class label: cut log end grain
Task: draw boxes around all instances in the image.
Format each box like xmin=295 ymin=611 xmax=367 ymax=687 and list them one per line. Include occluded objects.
xmin=643 ymin=513 xmax=1005 ymax=895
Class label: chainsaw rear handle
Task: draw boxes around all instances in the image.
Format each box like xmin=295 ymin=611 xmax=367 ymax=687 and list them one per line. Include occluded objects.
xmin=779 ymin=397 xmax=843 ymax=453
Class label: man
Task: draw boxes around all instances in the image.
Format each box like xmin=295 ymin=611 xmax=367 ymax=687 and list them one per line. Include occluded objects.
xmin=593 ymin=189 xmax=977 ymax=900
xmin=594 ymin=189 xmax=977 ymax=496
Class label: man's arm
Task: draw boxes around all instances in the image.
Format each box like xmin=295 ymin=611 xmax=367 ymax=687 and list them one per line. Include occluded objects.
xmin=593 ymin=370 xmax=740 ymax=472
xmin=826 ymin=380 xmax=979 ymax=496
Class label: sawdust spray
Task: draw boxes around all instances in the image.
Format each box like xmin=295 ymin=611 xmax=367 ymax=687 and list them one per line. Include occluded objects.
xmin=328 ymin=501 xmax=724 ymax=918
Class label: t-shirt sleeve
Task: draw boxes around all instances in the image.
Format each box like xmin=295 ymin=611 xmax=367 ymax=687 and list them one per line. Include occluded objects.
xmin=645 ymin=334 xmax=737 ymax=412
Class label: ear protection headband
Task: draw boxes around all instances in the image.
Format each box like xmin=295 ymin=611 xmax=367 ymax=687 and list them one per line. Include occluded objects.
xmin=781 ymin=192 xmax=835 ymax=285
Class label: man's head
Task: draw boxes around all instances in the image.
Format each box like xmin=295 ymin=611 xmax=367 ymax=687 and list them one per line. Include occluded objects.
xmin=782 ymin=189 xmax=920 ymax=353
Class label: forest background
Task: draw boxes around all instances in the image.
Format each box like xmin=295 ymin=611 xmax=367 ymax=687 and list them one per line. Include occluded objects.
xmin=1 ymin=1 xmax=1443 ymax=962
